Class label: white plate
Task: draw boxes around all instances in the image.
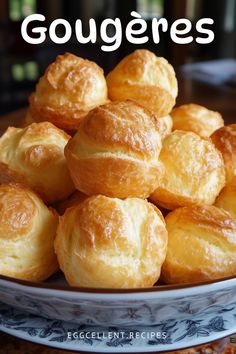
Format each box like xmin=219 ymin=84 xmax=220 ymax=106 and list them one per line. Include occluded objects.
xmin=0 ymin=301 xmax=235 ymax=353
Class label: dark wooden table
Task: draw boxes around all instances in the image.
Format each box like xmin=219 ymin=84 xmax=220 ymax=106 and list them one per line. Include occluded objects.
xmin=0 ymin=333 xmax=235 ymax=353
xmin=0 ymin=76 xmax=236 ymax=353
xmin=176 ymin=75 xmax=236 ymax=125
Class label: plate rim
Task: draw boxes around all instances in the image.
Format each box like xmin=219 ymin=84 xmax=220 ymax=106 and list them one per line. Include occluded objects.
xmin=1 ymin=273 xmax=236 ymax=300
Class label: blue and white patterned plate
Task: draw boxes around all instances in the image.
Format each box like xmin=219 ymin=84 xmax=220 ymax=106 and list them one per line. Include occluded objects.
xmin=0 ymin=301 xmax=235 ymax=353
xmin=1 ymin=273 xmax=236 ymax=351
xmin=1 ymin=273 xmax=236 ymax=327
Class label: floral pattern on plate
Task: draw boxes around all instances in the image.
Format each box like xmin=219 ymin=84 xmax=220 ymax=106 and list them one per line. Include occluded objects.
xmin=0 ymin=301 xmax=236 ymax=353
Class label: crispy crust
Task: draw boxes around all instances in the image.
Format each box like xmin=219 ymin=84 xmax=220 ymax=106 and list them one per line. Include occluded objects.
xmin=162 ymin=205 xmax=236 ymax=284
xmin=0 ymin=122 xmax=75 ymax=204
xmin=55 ymin=195 xmax=168 ymax=288
xmin=171 ymin=103 xmax=224 ymax=137
xmin=29 ymin=52 xmax=108 ymax=130
xmin=66 ymin=152 xmax=163 ymax=199
xmin=106 ymin=49 xmax=178 ymax=117
xmin=65 ymin=101 xmax=163 ymax=198
xmin=0 ymin=183 xmax=58 ymax=281
xmin=108 ymin=84 xmax=175 ymax=119
xmin=215 ymin=176 xmax=236 ymax=219
xmin=29 ymin=93 xmax=89 ymax=131
xmin=150 ymin=130 xmax=226 ymax=209
xmin=211 ymin=124 xmax=236 ymax=183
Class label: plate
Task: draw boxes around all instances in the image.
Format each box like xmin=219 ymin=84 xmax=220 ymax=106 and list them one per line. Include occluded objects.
xmin=1 ymin=273 xmax=236 ymax=328
xmin=0 ymin=301 xmax=235 ymax=353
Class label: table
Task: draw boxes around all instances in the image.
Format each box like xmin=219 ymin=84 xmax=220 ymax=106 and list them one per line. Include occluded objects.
xmin=0 ymin=333 xmax=235 ymax=353
xmin=176 ymin=75 xmax=236 ymax=125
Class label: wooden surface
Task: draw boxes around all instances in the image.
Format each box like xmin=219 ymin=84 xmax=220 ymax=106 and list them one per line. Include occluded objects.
xmin=0 ymin=107 xmax=29 ymax=135
xmin=0 ymin=333 xmax=235 ymax=353
xmin=176 ymin=75 xmax=236 ymax=125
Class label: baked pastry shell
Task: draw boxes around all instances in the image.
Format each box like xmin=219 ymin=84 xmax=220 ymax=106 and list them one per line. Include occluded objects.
xmin=211 ymin=124 xmax=236 ymax=183
xmin=0 ymin=122 xmax=75 ymax=204
xmin=162 ymin=205 xmax=236 ymax=284
xmin=106 ymin=49 xmax=178 ymax=117
xmin=0 ymin=183 xmax=59 ymax=282
xmin=150 ymin=131 xmax=226 ymax=209
xmin=65 ymin=100 xmax=164 ymax=199
xmin=55 ymin=195 xmax=168 ymax=288
xmin=171 ymin=103 xmax=224 ymax=137
xmin=29 ymin=52 xmax=109 ymax=131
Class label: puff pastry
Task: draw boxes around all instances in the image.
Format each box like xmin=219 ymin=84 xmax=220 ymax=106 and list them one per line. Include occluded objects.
xmin=106 ymin=49 xmax=178 ymax=117
xmin=150 ymin=130 xmax=226 ymax=209
xmin=215 ymin=176 xmax=236 ymax=219
xmin=65 ymin=100 xmax=163 ymax=199
xmin=211 ymin=124 xmax=236 ymax=183
xmin=162 ymin=205 xmax=236 ymax=284
xmin=171 ymin=103 xmax=224 ymax=137
xmin=0 ymin=183 xmax=58 ymax=281
xmin=29 ymin=53 xmax=108 ymax=130
xmin=0 ymin=122 xmax=75 ymax=204
xmin=55 ymin=195 xmax=168 ymax=288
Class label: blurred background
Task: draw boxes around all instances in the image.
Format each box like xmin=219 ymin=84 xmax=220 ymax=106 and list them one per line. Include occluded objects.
xmin=0 ymin=0 xmax=236 ymax=115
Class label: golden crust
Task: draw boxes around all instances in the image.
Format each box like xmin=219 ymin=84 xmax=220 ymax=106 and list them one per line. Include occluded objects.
xmin=29 ymin=52 xmax=108 ymax=130
xmin=150 ymin=130 xmax=226 ymax=209
xmin=162 ymin=205 xmax=236 ymax=284
xmin=211 ymin=124 xmax=236 ymax=183
xmin=108 ymin=84 xmax=175 ymax=119
xmin=215 ymin=176 xmax=236 ymax=219
xmin=55 ymin=195 xmax=168 ymax=288
xmin=0 ymin=183 xmax=58 ymax=281
xmin=171 ymin=103 xmax=224 ymax=137
xmin=65 ymin=101 xmax=163 ymax=198
xmin=0 ymin=122 xmax=75 ymax=204
xmin=106 ymin=49 xmax=178 ymax=117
